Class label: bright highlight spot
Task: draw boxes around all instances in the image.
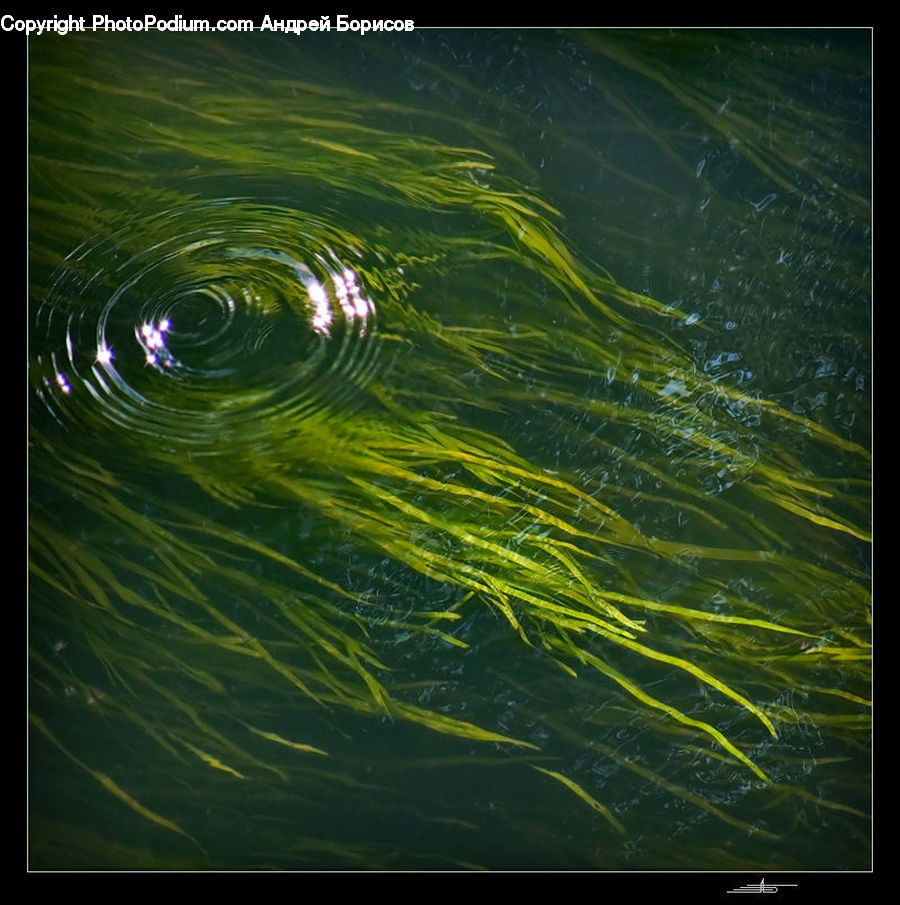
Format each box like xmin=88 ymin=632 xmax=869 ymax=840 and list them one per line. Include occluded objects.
xmin=137 ymin=318 xmax=176 ymax=368
xmin=308 ymin=279 xmax=333 ymax=334
xmin=304 ymin=266 xmax=372 ymax=336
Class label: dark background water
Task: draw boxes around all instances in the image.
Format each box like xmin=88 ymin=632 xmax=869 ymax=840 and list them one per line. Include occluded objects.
xmin=28 ymin=27 xmax=870 ymax=873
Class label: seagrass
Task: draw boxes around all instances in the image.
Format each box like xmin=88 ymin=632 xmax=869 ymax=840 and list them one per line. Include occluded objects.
xmin=29 ymin=29 xmax=870 ymax=869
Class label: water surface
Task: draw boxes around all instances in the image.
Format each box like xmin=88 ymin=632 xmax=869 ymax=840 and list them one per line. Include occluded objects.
xmin=28 ymin=28 xmax=871 ymax=871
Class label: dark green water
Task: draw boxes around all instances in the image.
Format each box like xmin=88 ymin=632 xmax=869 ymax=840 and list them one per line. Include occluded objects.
xmin=29 ymin=28 xmax=870 ymax=871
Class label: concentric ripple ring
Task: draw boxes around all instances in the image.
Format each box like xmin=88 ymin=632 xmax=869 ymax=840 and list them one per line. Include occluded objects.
xmin=32 ymin=199 xmax=387 ymax=455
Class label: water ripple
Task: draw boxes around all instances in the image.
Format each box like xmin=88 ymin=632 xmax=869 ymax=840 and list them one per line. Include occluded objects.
xmin=33 ymin=199 xmax=385 ymax=453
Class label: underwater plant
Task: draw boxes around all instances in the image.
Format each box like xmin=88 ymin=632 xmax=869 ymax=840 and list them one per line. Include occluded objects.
xmin=29 ymin=29 xmax=870 ymax=870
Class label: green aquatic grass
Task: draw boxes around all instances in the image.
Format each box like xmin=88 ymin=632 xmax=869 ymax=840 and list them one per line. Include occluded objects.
xmin=29 ymin=30 xmax=869 ymax=868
